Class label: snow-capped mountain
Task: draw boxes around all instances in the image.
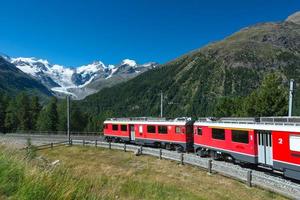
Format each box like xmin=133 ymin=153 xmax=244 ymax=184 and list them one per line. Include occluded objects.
xmin=0 ymin=52 xmax=11 ymax=62
xmin=9 ymin=57 xmax=158 ymax=99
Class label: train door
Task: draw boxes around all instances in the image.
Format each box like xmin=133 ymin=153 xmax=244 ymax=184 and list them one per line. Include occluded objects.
xmin=129 ymin=125 xmax=135 ymax=141
xmin=185 ymin=125 xmax=194 ymax=151
xmin=186 ymin=125 xmax=194 ymax=143
xmin=257 ymin=130 xmax=273 ymax=166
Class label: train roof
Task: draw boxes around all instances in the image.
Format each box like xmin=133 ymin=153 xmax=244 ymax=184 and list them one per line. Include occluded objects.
xmin=194 ymin=117 xmax=300 ymax=132
xmin=104 ymin=117 xmax=193 ymax=126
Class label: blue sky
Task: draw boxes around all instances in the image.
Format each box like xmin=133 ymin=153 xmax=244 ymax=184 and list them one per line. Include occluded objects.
xmin=0 ymin=0 xmax=299 ymax=66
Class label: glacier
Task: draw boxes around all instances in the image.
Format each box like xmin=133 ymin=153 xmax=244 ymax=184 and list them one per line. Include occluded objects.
xmin=9 ymin=56 xmax=158 ymax=99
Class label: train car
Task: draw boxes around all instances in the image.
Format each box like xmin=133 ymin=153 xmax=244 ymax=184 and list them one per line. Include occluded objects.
xmin=193 ymin=117 xmax=300 ymax=181
xmin=103 ymin=117 xmax=194 ymax=152
xmin=103 ymin=119 xmax=131 ymax=143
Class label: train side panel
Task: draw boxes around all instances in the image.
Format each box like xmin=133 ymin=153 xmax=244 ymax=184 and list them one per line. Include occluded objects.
xmin=194 ymin=126 xmax=257 ymax=163
xmin=103 ymin=123 xmax=130 ymax=142
xmin=134 ymin=123 xmax=193 ymax=151
xmin=272 ymin=131 xmax=300 ymax=180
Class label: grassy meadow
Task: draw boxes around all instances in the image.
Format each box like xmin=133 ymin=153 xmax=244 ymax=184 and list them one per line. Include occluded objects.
xmin=0 ymin=145 xmax=289 ymax=200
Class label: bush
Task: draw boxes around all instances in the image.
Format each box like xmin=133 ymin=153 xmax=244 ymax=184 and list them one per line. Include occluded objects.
xmin=26 ymin=138 xmax=37 ymax=160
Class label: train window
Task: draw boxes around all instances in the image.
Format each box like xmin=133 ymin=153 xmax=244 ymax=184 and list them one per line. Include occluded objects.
xmin=158 ymin=126 xmax=168 ymax=134
xmin=232 ymin=130 xmax=249 ymax=144
xmin=112 ymin=124 xmax=118 ymax=131
xmin=147 ymin=125 xmax=156 ymax=133
xmin=197 ymin=128 xmax=202 ymax=135
xmin=121 ymin=125 xmax=127 ymax=131
xmin=290 ymin=135 xmax=300 ymax=152
xmin=175 ymin=126 xmax=181 ymax=133
xmin=212 ymin=129 xmax=225 ymax=140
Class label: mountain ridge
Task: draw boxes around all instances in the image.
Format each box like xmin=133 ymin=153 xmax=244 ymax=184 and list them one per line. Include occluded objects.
xmin=286 ymin=11 xmax=300 ymax=24
xmin=8 ymin=56 xmax=158 ymax=99
xmin=0 ymin=56 xmax=52 ymax=98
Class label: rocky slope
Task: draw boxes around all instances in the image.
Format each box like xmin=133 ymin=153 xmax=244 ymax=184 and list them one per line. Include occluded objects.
xmin=286 ymin=11 xmax=300 ymax=25
xmin=0 ymin=56 xmax=52 ymax=98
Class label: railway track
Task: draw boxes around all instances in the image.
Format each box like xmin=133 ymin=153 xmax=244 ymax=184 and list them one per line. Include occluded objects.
xmin=1 ymin=134 xmax=300 ymax=199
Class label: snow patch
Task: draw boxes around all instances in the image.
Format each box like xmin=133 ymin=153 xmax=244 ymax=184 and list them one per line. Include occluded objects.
xmin=16 ymin=64 xmax=40 ymax=75
xmin=105 ymin=67 xmax=119 ymax=79
xmin=108 ymin=64 xmax=115 ymax=69
xmin=51 ymin=87 xmax=78 ymax=98
xmin=77 ymin=61 xmax=105 ymax=74
xmin=122 ymin=59 xmax=137 ymax=67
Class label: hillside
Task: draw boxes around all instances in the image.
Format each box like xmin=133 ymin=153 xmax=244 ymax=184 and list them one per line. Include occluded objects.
xmin=79 ymin=12 xmax=300 ymax=119
xmin=0 ymin=56 xmax=52 ymax=98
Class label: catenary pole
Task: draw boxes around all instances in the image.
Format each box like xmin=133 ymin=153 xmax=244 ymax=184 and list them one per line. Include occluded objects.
xmin=160 ymin=91 xmax=163 ymax=118
xmin=288 ymin=79 xmax=294 ymax=117
xmin=67 ymin=95 xmax=71 ymax=144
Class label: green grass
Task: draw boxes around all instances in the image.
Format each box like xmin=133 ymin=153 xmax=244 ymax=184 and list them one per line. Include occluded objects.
xmin=119 ymin=179 xmax=202 ymax=200
xmin=0 ymin=145 xmax=289 ymax=200
xmin=41 ymin=146 xmax=288 ymax=200
xmin=0 ymin=152 xmax=24 ymax=197
xmin=0 ymin=146 xmax=97 ymax=200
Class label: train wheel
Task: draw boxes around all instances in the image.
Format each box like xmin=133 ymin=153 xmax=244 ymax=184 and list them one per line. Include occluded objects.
xmin=165 ymin=143 xmax=172 ymax=150
xmin=175 ymin=145 xmax=184 ymax=153
xmin=196 ymin=149 xmax=206 ymax=157
xmin=224 ymin=155 xmax=235 ymax=163
xmin=154 ymin=142 xmax=161 ymax=148
xmin=210 ymin=151 xmax=220 ymax=160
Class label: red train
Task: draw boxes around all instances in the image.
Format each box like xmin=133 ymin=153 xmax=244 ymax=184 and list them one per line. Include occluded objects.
xmin=103 ymin=117 xmax=300 ymax=181
xmin=103 ymin=117 xmax=194 ymax=151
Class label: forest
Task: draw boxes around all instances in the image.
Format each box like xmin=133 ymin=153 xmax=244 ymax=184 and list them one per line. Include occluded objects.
xmin=0 ymin=93 xmax=90 ymax=133
xmin=0 ymin=73 xmax=289 ymax=133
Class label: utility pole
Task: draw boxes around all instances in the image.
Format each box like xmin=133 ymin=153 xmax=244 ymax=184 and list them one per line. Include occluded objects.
xmin=160 ymin=91 xmax=163 ymax=118
xmin=67 ymin=95 xmax=71 ymax=144
xmin=288 ymin=79 xmax=294 ymax=117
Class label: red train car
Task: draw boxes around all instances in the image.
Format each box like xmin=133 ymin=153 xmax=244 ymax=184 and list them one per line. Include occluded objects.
xmin=103 ymin=117 xmax=194 ymax=152
xmin=103 ymin=120 xmax=131 ymax=142
xmin=194 ymin=117 xmax=300 ymax=180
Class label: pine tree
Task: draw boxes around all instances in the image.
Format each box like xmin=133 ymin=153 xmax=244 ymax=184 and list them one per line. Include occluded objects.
xmin=85 ymin=115 xmax=101 ymax=132
xmin=16 ymin=93 xmax=31 ymax=131
xmin=5 ymin=99 xmax=18 ymax=132
xmin=48 ymin=97 xmax=58 ymax=131
xmin=1 ymin=94 xmax=10 ymax=110
xmin=30 ymin=96 xmax=42 ymax=130
xmin=243 ymin=73 xmax=288 ymax=117
xmin=84 ymin=111 xmax=113 ymax=133
xmin=213 ymin=97 xmax=243 ymax=117
xmin=36 ymin=97 xmax=58 ymax=132
xmin=70 ymin=103 xmax=87 ymax=132
xmin=0 ymin=94 xmax=6 ymax=133
xmin=57 ymin=101 xmax=67 ymax=132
